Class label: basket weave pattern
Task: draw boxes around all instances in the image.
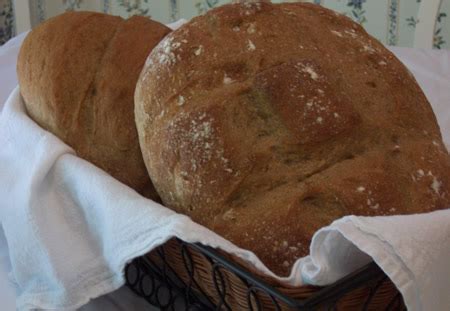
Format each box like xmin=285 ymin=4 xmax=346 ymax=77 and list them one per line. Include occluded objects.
xmin=126 ymin=239 xmax=406 ymax=310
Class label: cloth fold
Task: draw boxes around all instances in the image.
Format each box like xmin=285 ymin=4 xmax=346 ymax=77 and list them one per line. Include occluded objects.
xmin=304 ymin=212 xmax=450 ymax=310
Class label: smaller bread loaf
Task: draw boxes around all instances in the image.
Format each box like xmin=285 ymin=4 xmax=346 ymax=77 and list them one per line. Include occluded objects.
xmin=17 ymin=11 xmax=171 ymax=198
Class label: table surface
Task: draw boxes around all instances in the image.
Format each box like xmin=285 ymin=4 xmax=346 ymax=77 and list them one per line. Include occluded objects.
xmin=1 ymin=33 xmax=449 ymax=310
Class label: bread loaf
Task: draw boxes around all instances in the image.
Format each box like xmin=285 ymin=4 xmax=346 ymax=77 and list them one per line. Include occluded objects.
xmin=136 ymin=2 xmax=450 ymax=275
xmin=17 ymin=11 xmax=171 ymax=198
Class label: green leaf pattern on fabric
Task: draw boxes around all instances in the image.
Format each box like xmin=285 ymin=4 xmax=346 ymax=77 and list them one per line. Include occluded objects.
xmin=0 ymin=0 xmax=449 ymax=49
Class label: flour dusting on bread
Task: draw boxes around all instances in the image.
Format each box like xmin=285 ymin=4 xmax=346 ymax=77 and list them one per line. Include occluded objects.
xmin=135 ymin=1 xmax=450 ymax=276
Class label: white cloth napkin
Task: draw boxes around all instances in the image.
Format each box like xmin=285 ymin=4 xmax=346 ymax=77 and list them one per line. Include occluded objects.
xmin=304 ymin=212 xmax=450 ymax=310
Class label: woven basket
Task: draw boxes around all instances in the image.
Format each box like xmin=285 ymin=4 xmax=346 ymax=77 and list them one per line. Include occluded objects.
xmin=137 ymin=238 xmax=406 ymax=310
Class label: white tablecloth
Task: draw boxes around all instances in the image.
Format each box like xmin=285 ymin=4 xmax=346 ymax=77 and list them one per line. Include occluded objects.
xmin=1 ymin=32 xmax=449 ymax=310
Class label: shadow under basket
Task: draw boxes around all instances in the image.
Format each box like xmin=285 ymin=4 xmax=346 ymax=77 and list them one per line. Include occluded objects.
xmin=125 ymin=238 xmax=406 ymax=310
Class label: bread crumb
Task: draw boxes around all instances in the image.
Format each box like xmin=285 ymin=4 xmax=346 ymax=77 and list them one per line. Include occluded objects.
xmin=302 ymin=65 xmax=319 ymax=80
xmin=223 ymin=209 xmax=237 ymax=221
xmin=357 ymin=186 xmax=365 ymax=192
xmin=362 ymin=45 xmax=376 ymax=53
xmin=333 ymin=112 xmax=340 ymax=118
xmin=417 ymin=169 xmax=425 ymax=177
xmin=284 ymin=9 xmax=297 ymax=16
xmin=241 ymin=2 xmax=261 ymax=16
xmin=233 ymin=26 xmax=240 ymax=32
xmin=223 ymin=74 xmax=234 ymax=84
xmin=344 ymin=29 xmax=358 ymax=38
xmin=316 ymin=117 xmax=323 ymax=124
xmin=177 ymin=95 xmax=185 ymax=106
xmin=247 ymin=39 xmax=256 ymax=51
xmin=198 ymin=112 xmax=207 ymax=120
xmin=191 ymin=159 xmax=197 ymax=172
xmin=220 ymin=156 xmax=229 ymax=165
xmin=194 ymin=45 xmax=203 ymax=56
xmin=379 ymin=61 xmax=387 ymax=66
xmin=431 ymin=177 xmax=442 ymax=195
xmin=331 ymin=30 xmax=343 ymax=37
xmin=247 ymin=23 xmax=256 ymax=34
xmin=168 ymin=191 xmax=175 ymax=200
xmin=371 ymin=203 xmax=380 ymax=210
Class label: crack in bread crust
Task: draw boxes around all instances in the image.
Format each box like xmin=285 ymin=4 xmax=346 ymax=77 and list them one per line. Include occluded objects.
xmin=18 ymin=12 xmax=171 ymax=199
xmin=74 ymin=17 xmax=122 ymax=140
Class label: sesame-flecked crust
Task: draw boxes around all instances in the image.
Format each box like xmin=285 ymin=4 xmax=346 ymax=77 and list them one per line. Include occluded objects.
xmin=17 ymin=11 xmax=171 ymax=198
xmin=135 ymin=2 xmax=450 ymax=275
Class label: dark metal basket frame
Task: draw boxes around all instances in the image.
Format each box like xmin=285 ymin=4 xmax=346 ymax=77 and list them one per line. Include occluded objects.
xmin=126 ymin=238 xmax=405 ymax=310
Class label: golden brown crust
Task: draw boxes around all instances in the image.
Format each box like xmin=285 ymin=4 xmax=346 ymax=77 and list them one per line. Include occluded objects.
xmin=135 ymin=2 xmax=450 ymax=275
xmin=17 ymin=11 xmax=171 ymax=198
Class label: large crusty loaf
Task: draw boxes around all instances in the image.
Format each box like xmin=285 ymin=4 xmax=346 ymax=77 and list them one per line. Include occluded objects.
xmin=135 ymin=2 xmax=450 ymax=275
xmin=17 ymin=11 xmax=171 ymax=198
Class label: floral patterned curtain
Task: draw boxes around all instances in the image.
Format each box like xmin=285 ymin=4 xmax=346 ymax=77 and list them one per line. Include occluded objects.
xmin=1 ymin=0 xmax=449 ymax=49
xmin=0 ymin=0 xmax=14 ymax=45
